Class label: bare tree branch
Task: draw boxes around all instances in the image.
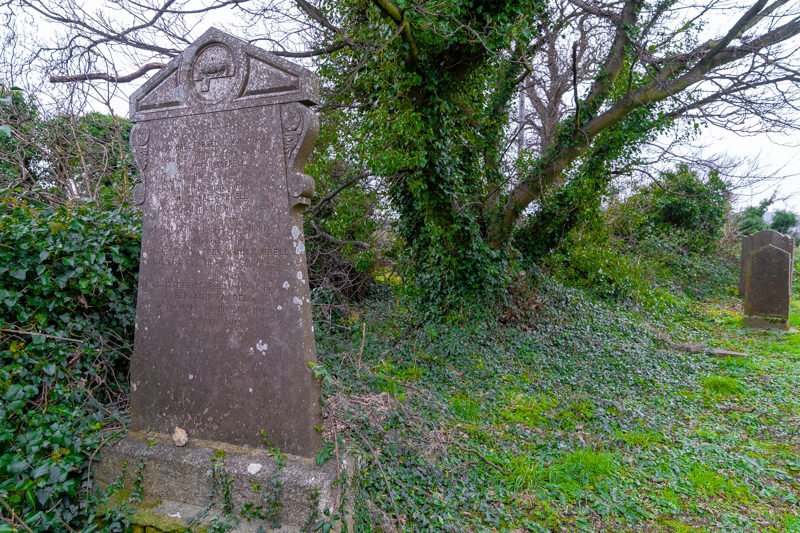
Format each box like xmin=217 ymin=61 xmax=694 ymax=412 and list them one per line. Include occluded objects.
xmin=49 ymin=61 xmax=166 ymax=84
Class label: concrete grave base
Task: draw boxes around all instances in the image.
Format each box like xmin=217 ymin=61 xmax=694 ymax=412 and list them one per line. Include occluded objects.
xmin=94 ymin=433 xmax=352 ymax=532
xmin=743 ymin=315 xmax=789 ymax=331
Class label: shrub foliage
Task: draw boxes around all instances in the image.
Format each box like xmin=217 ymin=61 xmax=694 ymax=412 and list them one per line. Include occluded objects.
xmin=0 ymin=194 xmax=140 ymax=531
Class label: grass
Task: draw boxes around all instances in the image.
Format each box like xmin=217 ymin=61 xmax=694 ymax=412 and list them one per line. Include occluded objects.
xmin=315 ymin=273 xmax=800 ymax=532
xmin=687 ymin=465 xmax=750 ymax=500
xmin=501 ymin=448 xmax=620 ymax=495
xmin=701 ymin=375 xmax=743 ymax=395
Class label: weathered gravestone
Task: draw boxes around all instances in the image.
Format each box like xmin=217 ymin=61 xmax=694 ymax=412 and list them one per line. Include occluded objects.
xmin=741 ymin=230 xmax=794 ymax=330
xmin=128 ymin=28 xmax=321 ymax=455
xmin=739 ymin=229 xmax=793 ymax=297
xmin=95 ymin=28 xmax=350 ymax=531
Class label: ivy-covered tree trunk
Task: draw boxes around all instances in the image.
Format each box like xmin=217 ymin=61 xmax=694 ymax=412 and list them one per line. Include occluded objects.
xmin=306 ymin=0 xmax=800 ymax=311
xmin=386 ymin=37 xmax=529 ymax=306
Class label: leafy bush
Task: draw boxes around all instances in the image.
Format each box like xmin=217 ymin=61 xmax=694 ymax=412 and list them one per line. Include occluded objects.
xmin=551 ymin=236 xmax=671 ymax=308
xmin=551 ymin=164 xmax=736 ymax=308
xmin=1 ymin=86 xmax=134 ymax=206
xmin=770 ymin=210 xmax=798 ymax=234
xmin=737 ymin=199 xmax=771 ymax=235
xmin=0 ymin=193 xmax=140 ymax=531
xmin=621 ymin=164 xmax=729 ymax=253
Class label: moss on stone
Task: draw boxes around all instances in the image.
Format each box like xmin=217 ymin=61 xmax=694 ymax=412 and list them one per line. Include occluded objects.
xmin=129 ymin=509 xmax=203 ymax=533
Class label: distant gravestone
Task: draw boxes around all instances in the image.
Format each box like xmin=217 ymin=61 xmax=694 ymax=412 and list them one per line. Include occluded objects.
xmin=128 ymin=28 xmax=321 ymax=456
xmin=739 ymin=230 xmax=793 ymax=297
xmin=742 ymin=230 xmax=794 ymax=330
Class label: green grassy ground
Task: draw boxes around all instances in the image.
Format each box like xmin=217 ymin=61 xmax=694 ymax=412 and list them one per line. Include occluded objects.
xmin=317 ymin=280 xmax=800 ymax=532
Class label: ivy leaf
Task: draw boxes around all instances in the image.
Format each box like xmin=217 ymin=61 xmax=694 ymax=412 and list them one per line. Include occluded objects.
xmin=0 ymin=125 xmax=10 ymax=138
xmin=10 ymin=269 xmax=27 ymax=280
xmin=7 ymin=459 xmax=29 ymax=474
xmin=31 ymin=463 xmax=50 ymax=479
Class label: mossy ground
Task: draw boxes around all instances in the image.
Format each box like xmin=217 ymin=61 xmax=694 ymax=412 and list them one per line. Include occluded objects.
xmin=316 ymin=279 xmax=800 ymax=532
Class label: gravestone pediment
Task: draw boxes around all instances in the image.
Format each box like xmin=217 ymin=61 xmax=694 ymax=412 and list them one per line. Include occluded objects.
xmin=130 ymin=27 xmax=319 ymax=121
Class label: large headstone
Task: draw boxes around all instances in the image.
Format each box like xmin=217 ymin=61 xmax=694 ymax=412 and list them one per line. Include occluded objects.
xmin=743 ymin=237 xmax=794 ymax=330
xmin=128 ymin=28 xmax=321 ymax=456
xmin=739 ymin=229 xmax=793 ymax=297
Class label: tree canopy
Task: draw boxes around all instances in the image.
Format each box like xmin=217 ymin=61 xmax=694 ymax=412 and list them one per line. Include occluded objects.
xmin=3 ymin=0 xmax=800 ymax=309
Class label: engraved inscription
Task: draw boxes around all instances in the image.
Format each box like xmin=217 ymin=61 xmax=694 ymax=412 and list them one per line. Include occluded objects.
xmin=129 ymin=29 xmax=322 ymax=455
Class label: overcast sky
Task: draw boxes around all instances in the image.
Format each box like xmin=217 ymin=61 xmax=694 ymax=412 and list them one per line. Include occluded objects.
xmin=4 ymin=0 xmax=800 ymax=213
xmin=703 ymin=127 xmax=799 ymax=211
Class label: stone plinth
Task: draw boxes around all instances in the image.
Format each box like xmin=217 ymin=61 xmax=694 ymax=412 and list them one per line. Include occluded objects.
xmin=94 ymin=435 xmax=352 ymax=532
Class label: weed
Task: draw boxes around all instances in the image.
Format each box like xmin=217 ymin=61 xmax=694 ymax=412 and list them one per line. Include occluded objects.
xmin=450 ymin=393 xmax=483 ymax=422
xmin=701 ymin=375 xmax=743 ymax=395
xmin=687 ymin=465 xmax=749 ymax=501
xmin=501 ymin=392 xmax=557 ymax=427
xmin=616 ymin=429 xmax=664 ymax=448
xmin=500 ymin=448 xmax=620 ymax=497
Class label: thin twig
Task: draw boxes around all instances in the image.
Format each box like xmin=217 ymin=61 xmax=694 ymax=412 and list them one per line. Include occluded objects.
xmin=357 ymin=322 xmax=366 ymax=375
xmin=86 ymin=431 xmax=121 ymax=493
xmin=50 ymin=62 xmax=167 ymax=84
xmin=454 ymin=444 xmax=507 ymax=474
xmin=0 ymin=499 xmax=35 ymax=533
xmin=1 ymin=328 xmax=82 ymax=342
xmin=308 ymin=171 xmax=369 ymax=214
xmin=333 ymin=424 xmax=341 ymax=482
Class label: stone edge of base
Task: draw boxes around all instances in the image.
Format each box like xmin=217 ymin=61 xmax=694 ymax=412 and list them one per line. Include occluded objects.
xmin=743 ymin=315 xmax=790 ymax=330
xmin=93 ymin=433 xmax=354 ymax=532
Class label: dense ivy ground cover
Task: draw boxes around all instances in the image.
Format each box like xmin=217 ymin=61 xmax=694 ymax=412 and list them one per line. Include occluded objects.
xmin=2 ymin=190 xmax=798 ymax=532
xmin=316 ymin=275 xmax=800 ymax=531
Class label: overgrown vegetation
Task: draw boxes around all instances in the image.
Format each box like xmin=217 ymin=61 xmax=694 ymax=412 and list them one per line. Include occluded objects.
xmin=737 ymin=198 xmax=799 ymax=237
xmin=2 ymin=82 xmax=799 ymax=532
xmin=314 ymin=269 xmax=800 ymax=531
xmin=0 ymin=194 xmax=139 ymax=531
xmin=547 ymin=165 xmax=734 ymax=309
xmin=0 ymin=86 xmax=134 ymax=206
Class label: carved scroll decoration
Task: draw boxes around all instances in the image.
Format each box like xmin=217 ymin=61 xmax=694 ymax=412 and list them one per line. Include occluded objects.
xmin=281 ymin=102 xmax=318 ymax=207
xmin=130 ymin=124 xmax=149 ymax=205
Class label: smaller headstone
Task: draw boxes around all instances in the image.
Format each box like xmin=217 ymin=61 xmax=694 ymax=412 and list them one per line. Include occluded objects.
xmin=743 ymin=243 xmax=793 ymax=330
xmin=739 ymin=230 xmax=793 ymax=297
xmin=738 ymin=234 xmax=753 ymax=297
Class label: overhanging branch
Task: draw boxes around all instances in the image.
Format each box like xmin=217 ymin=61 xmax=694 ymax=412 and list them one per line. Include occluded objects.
xmin=490 ymin=9 xmax=800 ymax=248
xmin=49 ymin=62 xmax=166 ymax=84
xmin=372 ymin=0 xmax=419 ymax=63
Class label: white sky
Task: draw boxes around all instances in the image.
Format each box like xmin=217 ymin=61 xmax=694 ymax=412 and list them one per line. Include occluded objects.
xmin=708 ymin=127 xmax=800 ymax=212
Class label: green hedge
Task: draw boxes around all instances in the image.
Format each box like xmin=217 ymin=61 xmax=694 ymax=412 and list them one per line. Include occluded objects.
xmin=0 ymin=193 xmax=140 ymax=531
